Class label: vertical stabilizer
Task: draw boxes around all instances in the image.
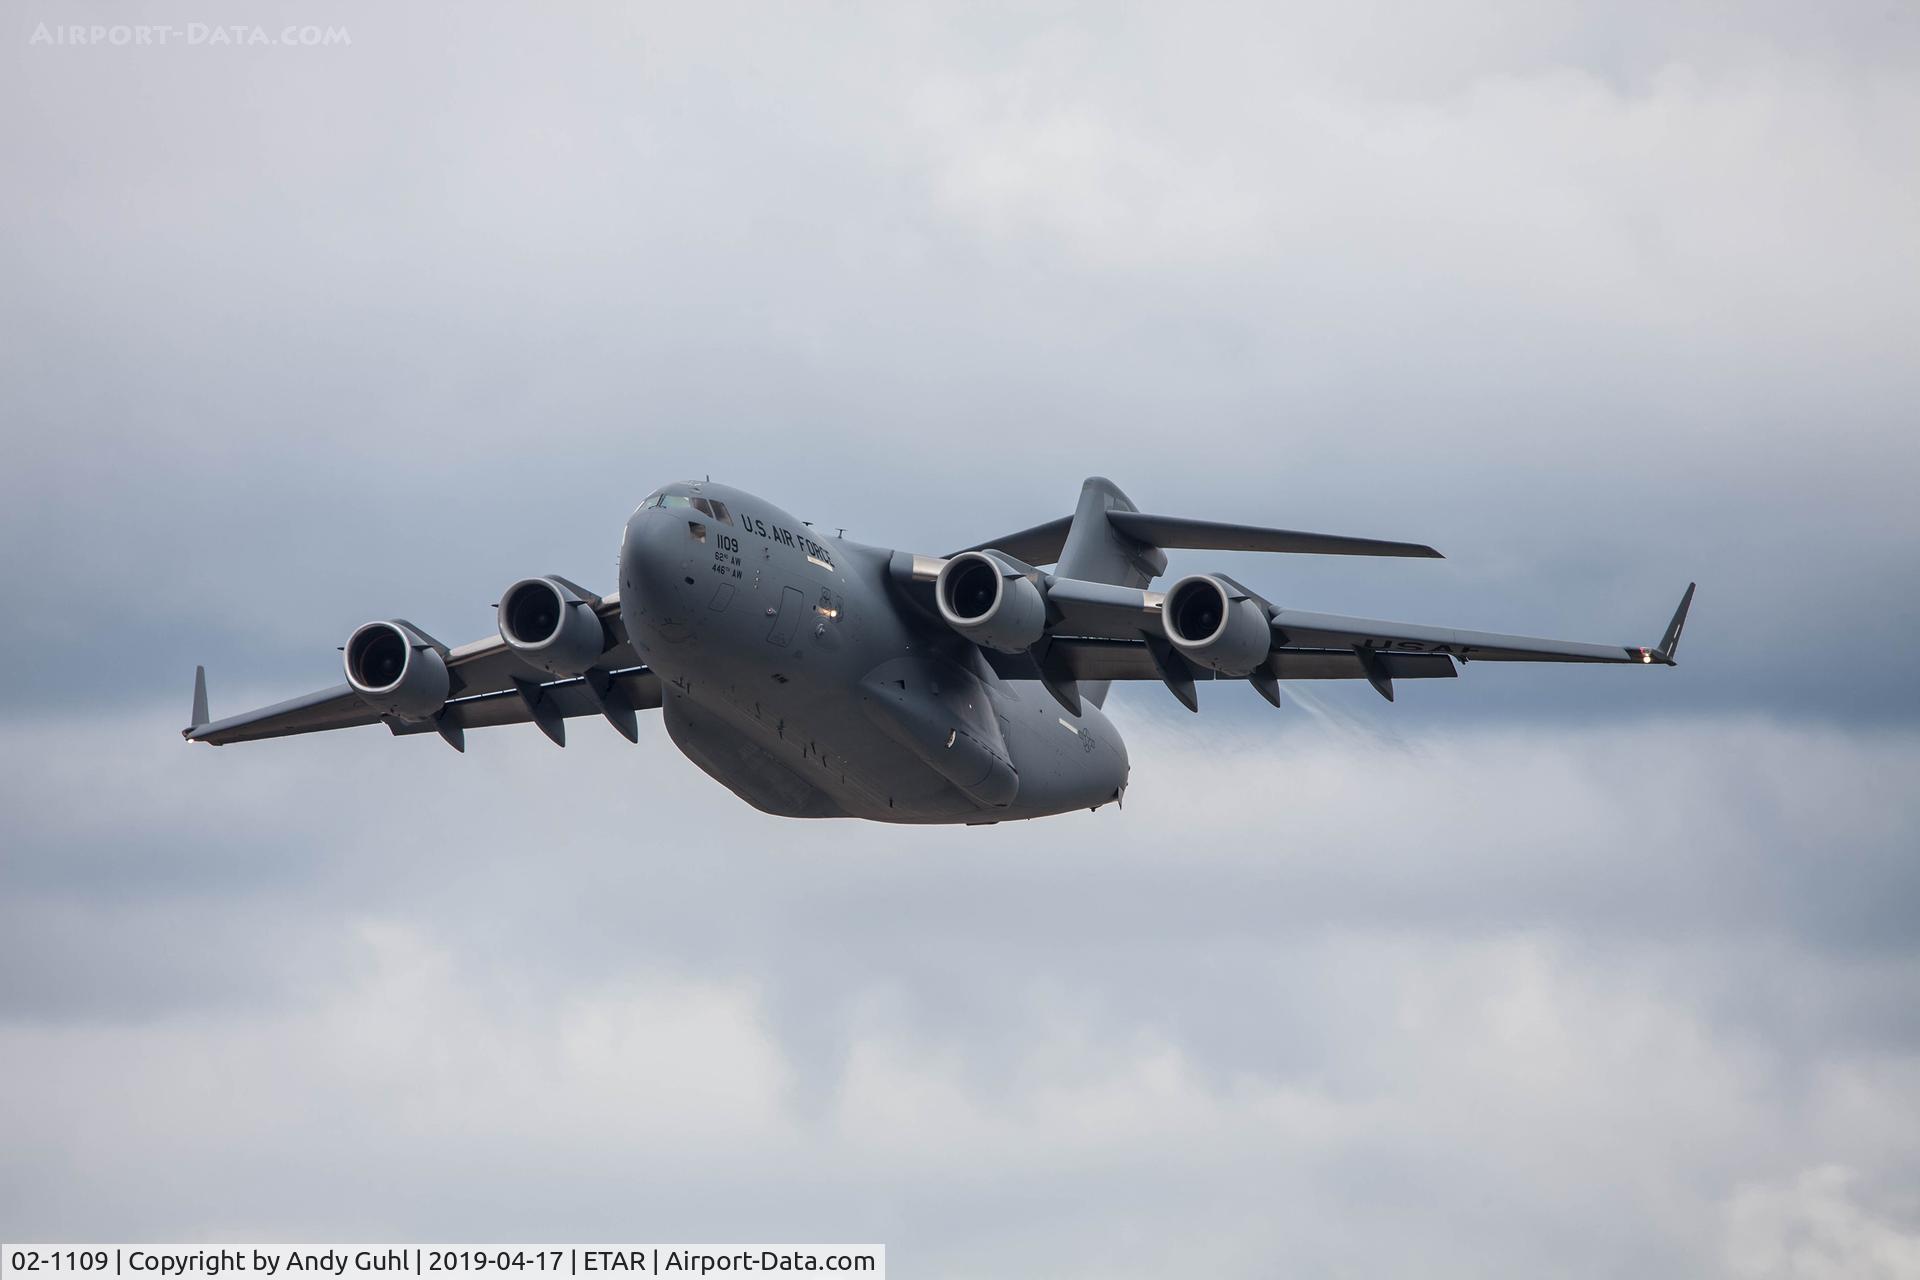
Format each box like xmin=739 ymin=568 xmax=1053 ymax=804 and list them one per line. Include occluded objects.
xmin=1055 ymin=479 xmax=1167 ymax=707
xmin=1055 ymin=478 xmax=1167 ymax=590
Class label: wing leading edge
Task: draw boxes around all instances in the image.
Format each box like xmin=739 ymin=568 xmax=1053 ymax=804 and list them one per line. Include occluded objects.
xmin=979 ymin=577 xmax=1694 ymax=711
xmin=1035 ymin=577 xmax=1695 ymax=663
xmin=183 ymin=588 xmax=657 ymax=749
xmin=184 ymin=666 xmax=662 ymax=749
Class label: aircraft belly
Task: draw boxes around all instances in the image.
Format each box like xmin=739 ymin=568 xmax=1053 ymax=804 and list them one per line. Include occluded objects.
xmin=643 ymin=633 xmax=1128 ymax=824
xmin=661 ymin=682 xmax=985 ymax=823
xmin=660 ymin=693 xmax=848 ymax=819
xmin=986 ymin=677 xmax=1130 ymax=820
xmin=638 ymin=625 xmax=985 ymax=823
xmin=857 ymin=655 xmax=1018 ymax=809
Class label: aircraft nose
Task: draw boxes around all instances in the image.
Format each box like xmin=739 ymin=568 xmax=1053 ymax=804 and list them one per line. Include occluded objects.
xmin=620 ymin=505 xmax=706 ymax=611
xmin=621 ymin=508 xmax=666 ymax=596
xmin=621 ymin=510 xmax=643 ymax=581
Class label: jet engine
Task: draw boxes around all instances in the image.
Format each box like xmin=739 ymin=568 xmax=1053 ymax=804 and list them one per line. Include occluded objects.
xmin=935 ymin=551 xmax=1047 ymax=653
xmin=497 ymin=576 xmax=608 ymax=676
xmin=344 ymin=620 xmax=450 ymax=721
xmin=1161 ymin=574 xmax=1271 ymax=676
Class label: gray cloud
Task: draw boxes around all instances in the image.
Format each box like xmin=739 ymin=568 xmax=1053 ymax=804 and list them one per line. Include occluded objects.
xmin=3 ymin=2 xmax=1920 ymax=1274
xmin=2 ymin=0 xmax=1917 ymax=719
xmin=4 ymin=711 xmax=1920 ymax=1276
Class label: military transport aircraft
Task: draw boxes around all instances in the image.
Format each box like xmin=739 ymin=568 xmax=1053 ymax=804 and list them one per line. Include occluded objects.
xmin=185 ymin=477 xmax=1693 ymax=824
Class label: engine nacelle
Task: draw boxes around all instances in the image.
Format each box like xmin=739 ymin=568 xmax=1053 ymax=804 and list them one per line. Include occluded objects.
xmin=344 ymin=620 xmax=450 ymax=721
xmin=1161 ymin=574 xmax=1271 ymax=676
xmin=497 ymin=576 xmax=608 ymax=676
xmin=935 ymin=551 xmax=1047 ymax=653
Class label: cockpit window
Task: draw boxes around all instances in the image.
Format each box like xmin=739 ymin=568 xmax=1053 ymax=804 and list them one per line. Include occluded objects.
xmin=640 ymin=488 xmax=729 ymax=520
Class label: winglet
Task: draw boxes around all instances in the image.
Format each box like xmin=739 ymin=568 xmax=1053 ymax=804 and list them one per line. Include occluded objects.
xmin=187 ymin=665 xmax=210 ymax=735
xmin=1655 ymin=583 xmax=1695 ymax=665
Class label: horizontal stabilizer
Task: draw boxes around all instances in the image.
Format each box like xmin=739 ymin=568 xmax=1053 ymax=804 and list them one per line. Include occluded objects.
xmin=950 ymin=507 xmax=1439 ymax=565
xmin=1107 ymin=512 xmax=1442 ymax=559
xmin=949 ymin=516 xmax=1073 ymax=565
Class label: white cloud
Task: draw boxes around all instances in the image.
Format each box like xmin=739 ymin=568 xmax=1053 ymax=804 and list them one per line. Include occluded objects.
xmin=3 ymin=709 xmax=1917 ymax=1275
xmin=1724 ymin=1166 xmax=1920 ymax=1280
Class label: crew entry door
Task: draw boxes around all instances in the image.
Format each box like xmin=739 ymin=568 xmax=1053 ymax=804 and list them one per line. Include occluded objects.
xmin=766 ymin=585 xmax=804 ymax=646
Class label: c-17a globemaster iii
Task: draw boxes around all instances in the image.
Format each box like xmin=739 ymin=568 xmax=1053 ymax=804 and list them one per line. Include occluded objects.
xmin=185 ymin=477 xmax=1693 ymax=824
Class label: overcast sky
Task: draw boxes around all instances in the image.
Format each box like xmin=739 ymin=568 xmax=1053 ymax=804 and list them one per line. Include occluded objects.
xmin=3 ymin=2 xmax=1919 ymax=1276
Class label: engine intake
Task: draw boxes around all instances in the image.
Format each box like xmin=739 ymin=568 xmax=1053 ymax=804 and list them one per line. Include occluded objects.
xmin=935 ymin=551 xmax=1047 ymax=653
xmin=1161 ymin=574 xmax=1271 ymax=676
xmin=344 ymin=620 xmax=450 ymax=721
xmin=497 ymin=576 xmax=608 ymax=676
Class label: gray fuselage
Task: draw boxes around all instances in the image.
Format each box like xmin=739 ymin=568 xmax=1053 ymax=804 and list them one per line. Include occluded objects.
xmin=617 ymin=481 xmax=1128 ymax=823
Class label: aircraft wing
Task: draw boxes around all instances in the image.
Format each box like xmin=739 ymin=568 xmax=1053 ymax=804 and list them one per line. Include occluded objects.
xmin=184 ymin=589 xmax=659 ymax=749
xmin=1029 ymin=638 xmax=1460 ymax=683
xmin=1040 ymin=577 xmax=1692 ymax=662
xmin=979 ymin=578 xmax=1694 ymax=711
xmin=1263 ymin=606 xmax=1670 ymax=664
xmin=184 ymin=680 xmax=383 ymax=745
